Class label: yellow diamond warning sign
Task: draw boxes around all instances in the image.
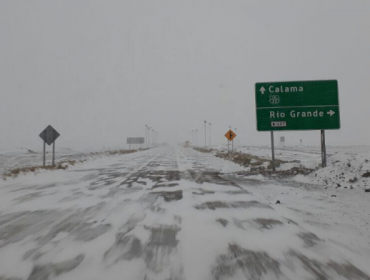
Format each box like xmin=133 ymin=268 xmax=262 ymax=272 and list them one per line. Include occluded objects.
xmin=225 ymin=129 xmax=237 ymax=141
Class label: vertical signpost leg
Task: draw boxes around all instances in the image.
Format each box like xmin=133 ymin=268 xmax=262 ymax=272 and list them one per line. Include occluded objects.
xmin=323 ymin=132 xmax=327 ymax=167
xmin=52 ymin=141 xmax=55 ymax=166
xmin=232 ymin=140 xmax=234 ymax=151
xmin=271 ymin=131 xmax=275 ymax=172
xmin=43 ymin=141 xmax=46 ymax=166
xmin=228 ymin=140 xmax=229 ymax=152
xmin=52 ymin=130 xmax=56 ymax=166
xmin=321 ymin=130 xmax=327 ymax=167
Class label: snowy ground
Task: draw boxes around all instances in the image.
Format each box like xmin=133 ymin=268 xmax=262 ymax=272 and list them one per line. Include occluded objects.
xmin=0 ymin=147 xmax=94 ymax=175
xmin=0 ymin=146 xmax=370 ymax=280
xmin=209 ymin=145 xmax=370 ymax=190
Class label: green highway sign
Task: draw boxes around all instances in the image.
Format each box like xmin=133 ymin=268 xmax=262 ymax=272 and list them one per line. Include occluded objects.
xmin=255 ymin=80 xmax=340 ymax=131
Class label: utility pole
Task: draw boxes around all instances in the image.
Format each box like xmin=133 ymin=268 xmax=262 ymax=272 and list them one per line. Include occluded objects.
xmin=209 ymin=123 xmax=212 ymax=147
xmin=145 ymin=125 xmax=148 ymax=148
xmin=148 ymin=127 xmax=151 ymax=148
xmin=149 ymin=127 xmax=152 ymax=148
xmin=152 ymin=129 xmax=155 ymax=147
xmin=204 ymin=121 xmax=207 ymax=148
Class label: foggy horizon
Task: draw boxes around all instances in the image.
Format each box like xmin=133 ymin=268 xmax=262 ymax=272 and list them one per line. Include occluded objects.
xmin=1 ymin=1 xmax=369 ymax=150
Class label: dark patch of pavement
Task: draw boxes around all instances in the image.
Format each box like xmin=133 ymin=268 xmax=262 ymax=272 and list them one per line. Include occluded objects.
xmin=27 ymin=254 xmax=84 ymax=280
xmin=297 ymin=232 xmax=323 ymax=248
xmin=194 ymin=200 xmax=273 ymax=211
xmin=253 ymin=218 xmax=283 ymax=230
xmin=144 ymin=225 xmax=181 ymax=273
xmin=192 ymin=189 xmax=215 ymax=195
xmin=216 ymin=219 xmax=228 ymax=227
xmin=212 ymin=243 xmax=281 ymax=280
xmin=289 ymin=250 xmax=370 ymax=280
xmin=150 ymin=190 xmax=183 ymax=202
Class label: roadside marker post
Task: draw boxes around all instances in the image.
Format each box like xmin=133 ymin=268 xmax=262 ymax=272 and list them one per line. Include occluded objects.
xmin=255 ymin=80 xmax=340 ymax=169
xmin=39 ymin=125 xmax=60 ymax=166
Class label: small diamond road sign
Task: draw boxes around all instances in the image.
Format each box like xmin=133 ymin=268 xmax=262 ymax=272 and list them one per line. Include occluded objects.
xmin=39 ymin=125 xmax=60 ymax=145
xmin=225 ymin=129 xmax=237 ymax=141
xmin=255 ymin=80 xmax=340 ymax=131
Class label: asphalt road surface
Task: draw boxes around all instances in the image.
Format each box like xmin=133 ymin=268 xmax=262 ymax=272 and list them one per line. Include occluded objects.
xmin=0 ymin=146 xmax=369 ymax=280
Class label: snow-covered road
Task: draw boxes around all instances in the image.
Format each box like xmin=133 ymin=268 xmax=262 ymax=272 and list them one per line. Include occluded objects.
xmin=0 ymin=146 xmax=369 ymax=280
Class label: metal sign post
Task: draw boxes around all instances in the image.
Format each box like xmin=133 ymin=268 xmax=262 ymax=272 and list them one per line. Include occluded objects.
xmin=43 ymin=141 xmax=46 ymax=166
xmin=271 ymin=131 xmax=275 ymax=171
xmin=321 ymin=130 xmax=327 ymax=167
xmin=52 ymin=140 xmax=55 ymax=166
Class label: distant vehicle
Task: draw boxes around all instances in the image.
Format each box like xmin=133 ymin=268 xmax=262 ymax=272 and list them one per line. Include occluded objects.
xmin=184 ymin=141 xmax=190 ymax=148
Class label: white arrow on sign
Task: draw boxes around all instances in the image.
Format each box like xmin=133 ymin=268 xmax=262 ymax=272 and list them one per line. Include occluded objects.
xmin=259 ymin=86 xmax=266 ymax=94
xmin=327 ymin=110 xmax=335 ymax=116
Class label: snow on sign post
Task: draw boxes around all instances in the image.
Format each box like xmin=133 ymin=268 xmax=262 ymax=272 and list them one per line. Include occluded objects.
xmin=39 ymin=125 xmax=60 ymax=166
xmin=255 ymin=80 xmax=340 ymax=169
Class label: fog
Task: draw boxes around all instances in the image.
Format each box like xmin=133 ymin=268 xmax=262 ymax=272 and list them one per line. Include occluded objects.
xmin=1 ymin=0 xmax=369 ymax=150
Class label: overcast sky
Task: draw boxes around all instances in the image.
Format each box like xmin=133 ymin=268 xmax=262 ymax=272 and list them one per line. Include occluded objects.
xmin=1 ymin=0 xmax=369 ymax=150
